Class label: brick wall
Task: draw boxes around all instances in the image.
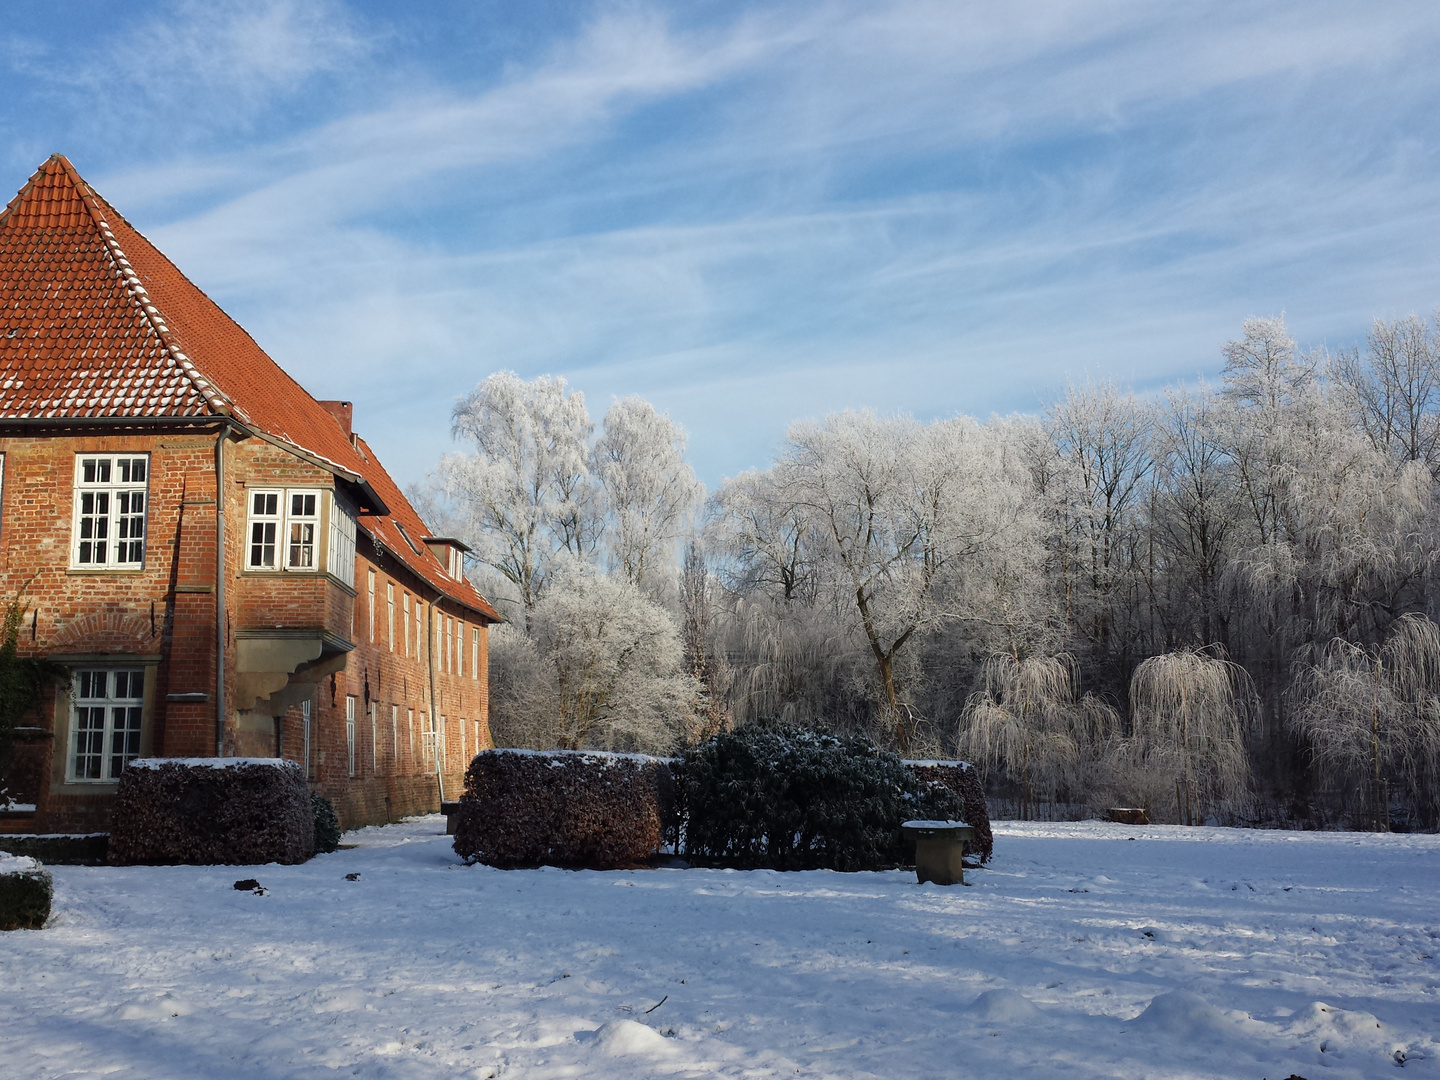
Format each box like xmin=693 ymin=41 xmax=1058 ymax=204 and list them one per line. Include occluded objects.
xmin=0 ymin=424 xmax=493 ymax=834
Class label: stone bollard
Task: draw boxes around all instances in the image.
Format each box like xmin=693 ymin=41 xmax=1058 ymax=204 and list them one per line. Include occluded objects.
xmin=901 ymin=820 xmax=975 ymax=886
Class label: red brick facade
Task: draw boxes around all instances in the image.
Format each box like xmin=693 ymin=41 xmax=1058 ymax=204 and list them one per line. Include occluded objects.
xmin=0 ymin=156 xmax=498 ymax=833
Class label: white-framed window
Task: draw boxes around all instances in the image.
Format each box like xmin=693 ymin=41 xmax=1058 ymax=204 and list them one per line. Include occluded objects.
xmin=460 ymin=715 xmax=467 ymax=764
xmin=446 ymin=616 xmax=454 ymax=674
xmin=246 ymin=488 xmax=321 ymax=571
xmin=407 ymin=707 xmax=415 ymax=764
xmin=421 ymin=711 xmax=435 ymax=774
xmin=370 ymin=700 xmax=378 ymax=774
xmin=416 ymin=601 xmax=424 ymax=661
xmin=345 ymin=695 xmax=357 ymax=777
xmin=387 ymin=583 xmax=395 ymax=651
xmin=390 ymin=704 xmax=399 ymax=769
xmin=72 ymin=454 xmax=148 ymax=567
xmin=457 ymin=620 xmax=464 ymax=677
xmin=472 ymin=627 xmax=479 ymax=681
xmin=287 ymin=491 xmax=319 ymax=569
xmin=302 ymin=698 xmax=312 ymax=780
xmin=328 ymin=491 xmax=357 ymax=588
xmin=402 ymin=593 xmax=411 ymax=656
xmin=68 ymin=668 xmax=144 ymax=782
xmin=473 ymin=719 xmax=481 ymax=756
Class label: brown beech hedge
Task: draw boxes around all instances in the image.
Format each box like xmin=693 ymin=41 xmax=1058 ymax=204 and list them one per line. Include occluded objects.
xmin=453 ymin=749 xmax=677 ymax=869
xmin=108 ymin=758 xmax=315 ymax=866
xmin=904 ymin=760 xmax=993 ymax=863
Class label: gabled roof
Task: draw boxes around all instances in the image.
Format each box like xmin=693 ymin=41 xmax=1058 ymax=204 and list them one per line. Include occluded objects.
xmin=353 ymin=435 xmax=499 ymax=623
xmin=0 ymin=155 xmax=498 ymax=622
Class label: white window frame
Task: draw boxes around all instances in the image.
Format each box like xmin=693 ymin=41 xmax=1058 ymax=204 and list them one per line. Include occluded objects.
xmin=302 ymin=698 xmax=313 ymax=780
xmin=460 ymin=715 xmax=467 ymax=765
xmin=245 ymin=487 xmax=323 ymax=573
xmin=370 ymin=700 xmax=378 ymax=774
xmin=328 ymin=491 xmax=357 ymax=588
xmin=390 ymin=704 xmax=399 ymax=769
xmin=472 ymin=627 xmax=479 ymax=681
xmin=402 ymin=593 xmax=411 ymax=656
xmin=345 ymin=695 xmax=357 ymax=777
xmin=67 ymin=668 xmax=145 ymax=782
xmin=71 ymin=454 xmax=149 ymax=569
xmin=387 ymin=583 xmax=395 ymax=651
xmin=367 ymin=568 xmax=376 ymax=642
xmin=421 ymin=711 xmax=435 ymax=774
xmin=407 ymin=707 xmax=415 ymax=765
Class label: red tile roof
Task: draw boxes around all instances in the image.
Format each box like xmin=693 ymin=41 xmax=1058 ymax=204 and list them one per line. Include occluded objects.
xmin=0 ymin=155 xmax=497 ymax=622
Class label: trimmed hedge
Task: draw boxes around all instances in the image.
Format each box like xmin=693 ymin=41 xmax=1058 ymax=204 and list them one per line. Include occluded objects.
xmin=0 ymin=833 xmax=108 ymax=865
xmin=0 ymin=853 xmax=52 ymax=930
xmin=108 ymin=758 xmax=315 ymax=866
xmin=681 ymin=724 xmax=967 ymax=871
xmin=904 ymin=760 xmax=993 ymax=864
xmin=453 ymin=749 xmax=677 ymax=869
xmin=312 ymin=794 xmax=341 ymax=854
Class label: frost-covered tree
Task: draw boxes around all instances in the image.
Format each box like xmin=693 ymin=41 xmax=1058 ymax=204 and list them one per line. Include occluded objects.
xmin=1289 ymin=614 xmax=1440 ymax=829
xmin=781 ymin=411 xmax=1026 ymax=750
xmin=956 ymin=653 xmax=1117 ymax=819
xmin=592 ymin=396 xmax=703 ymax=589
xmin=1126 ymin=648 xmax=1255 ymax=824
xmin=437 ymin=371 xmax=595 ymax=622
xmin=495 ymin=560 xmax=702 ymax=753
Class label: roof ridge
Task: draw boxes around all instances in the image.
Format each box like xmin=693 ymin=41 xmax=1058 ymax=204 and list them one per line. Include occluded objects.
xmin=50 ymin=155 xmax=234 ymax=418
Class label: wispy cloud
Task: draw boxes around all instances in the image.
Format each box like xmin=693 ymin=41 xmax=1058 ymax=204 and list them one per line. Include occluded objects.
xmin=6 ymin=1 xmax=1439 ymax=485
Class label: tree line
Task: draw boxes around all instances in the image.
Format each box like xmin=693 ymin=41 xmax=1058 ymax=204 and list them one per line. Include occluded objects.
xmin=416 ymin=313 xmax=1440 ymax=829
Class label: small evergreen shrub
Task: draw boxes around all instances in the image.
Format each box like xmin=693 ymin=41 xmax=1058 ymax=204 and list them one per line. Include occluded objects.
xmin=0 ymin=853 xmax=52 ymax=930
xmin=681 ymin=723 xmax=965 ymax=871
xmin=312 ymin=794 xmax=341 ymax=854
xmin=108 ymin=759 xmax=315 ymax=866
xmin=453 ymin=749 xmax=678 ymax=869
xmin=904 ymin=760 xmax=993 ymax=863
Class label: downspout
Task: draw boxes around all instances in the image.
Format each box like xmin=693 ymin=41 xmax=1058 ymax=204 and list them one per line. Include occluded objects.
xmin=215 ymin=422 xmax=228 ymax=756
xmin=426 ymin=590 xmax=444 ymax=804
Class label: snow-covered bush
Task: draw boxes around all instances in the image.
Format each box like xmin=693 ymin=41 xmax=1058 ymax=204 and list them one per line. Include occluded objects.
xmin=0 ymin=852 xmax=50 ymax=930
xmin=108 ymin=759 xmax=314 ymax=866
xmin=311 ymin=794 xmax=341 ymax=854
xmin=904 ymin=760 xmax=992 ymax=862
xmin=452 ymin=749 xmax=678 ymax=869
xmin=680 ymin=723 xmax=966 ymax=871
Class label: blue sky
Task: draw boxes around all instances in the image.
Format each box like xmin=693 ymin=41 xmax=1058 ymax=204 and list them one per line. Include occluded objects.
xmin=4 ymin=1 xmax=1440 ymax=489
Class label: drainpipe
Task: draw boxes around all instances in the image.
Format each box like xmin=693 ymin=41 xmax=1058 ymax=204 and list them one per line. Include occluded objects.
xmin=214 ymin=422 xmax=228 ymax=756
xmin=425 ymin=590 xmax=444 ymax=804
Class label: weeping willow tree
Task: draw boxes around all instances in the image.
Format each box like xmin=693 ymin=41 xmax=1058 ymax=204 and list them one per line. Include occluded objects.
xmin=957 ymin=654 xmax=1117 ymax=819
xmin=1289 ymin=614 xmax=1440 ymax=830
xmin=1126 ymin=647 xmax=1255 ymax=825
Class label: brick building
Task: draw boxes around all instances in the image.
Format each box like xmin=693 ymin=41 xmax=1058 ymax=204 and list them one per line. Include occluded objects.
xmin=0 ymin=155 xmax=499 ymax=835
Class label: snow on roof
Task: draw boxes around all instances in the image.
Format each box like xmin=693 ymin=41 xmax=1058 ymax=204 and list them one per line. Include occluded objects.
xmin=0 ymin=155 xmax=499 ymax=623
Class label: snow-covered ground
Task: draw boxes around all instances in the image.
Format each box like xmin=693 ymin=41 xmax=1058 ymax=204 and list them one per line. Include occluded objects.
xmin=3 ymin=818 xmax=1437 ymax=1079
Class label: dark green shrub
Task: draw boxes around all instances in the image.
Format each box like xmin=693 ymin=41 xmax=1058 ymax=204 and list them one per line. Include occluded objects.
xmin=681 ymin=723 xmax=965 ymax=871
xmin=0 ymin=854 xmax=52 ymax=930
xmin=312 ymin=794 xmax=341 ymax=854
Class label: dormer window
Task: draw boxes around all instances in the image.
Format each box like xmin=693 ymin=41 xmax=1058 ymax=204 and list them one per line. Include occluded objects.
xmin=422 ymin=537 xmax=470 ymax=579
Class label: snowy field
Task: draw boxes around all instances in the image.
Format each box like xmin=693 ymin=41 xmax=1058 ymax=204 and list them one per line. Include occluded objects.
xmin=2 ymin=819 xmax=1437 ymax=1080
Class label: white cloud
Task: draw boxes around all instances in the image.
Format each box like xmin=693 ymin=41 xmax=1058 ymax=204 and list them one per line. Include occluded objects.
xmin=47 ymin=0 xmax=1440 ymax=488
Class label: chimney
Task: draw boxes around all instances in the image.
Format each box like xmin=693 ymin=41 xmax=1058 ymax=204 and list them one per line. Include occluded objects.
xmin=319 ymin=400 xmax=353 ymax=439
